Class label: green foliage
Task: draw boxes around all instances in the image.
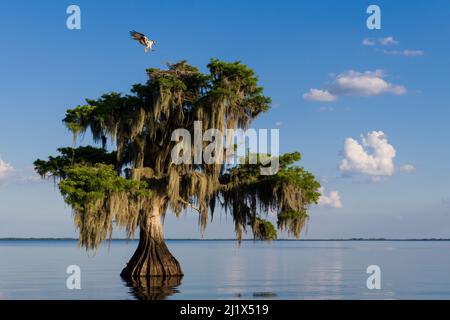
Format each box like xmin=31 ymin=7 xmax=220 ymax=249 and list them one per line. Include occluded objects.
xmin=34 ymin=146 xmax=116 ymax=179
xmin=221 ymin=152 xmax=320 ymax=239
xmin=59 ymin=164 xmax=149 ymax=211
xmin=277 ymin=210 xmax=309 ymax=237
xmin=58 ymin=164 xmax=150 ymax=250
xmin=63 ymin=105 xmax=97 ymax=136
xmin=253 ymin=218 xmax=278 ymax=241
xmin=207 ymin=59 xmax=271 ymax=119
xmin=225 ymin=152 xmax=321 ymax=206
xmin=63 ymin=92 xmax=143 ymax=147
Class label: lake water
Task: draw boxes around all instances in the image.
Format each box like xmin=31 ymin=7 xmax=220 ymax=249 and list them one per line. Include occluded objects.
xmin=1 ymin=240 xmax=450 ymax=300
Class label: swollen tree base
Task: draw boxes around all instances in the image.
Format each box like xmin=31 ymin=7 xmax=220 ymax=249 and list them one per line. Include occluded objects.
xmin=120 ymin=236 xmax=183 ymax=280
xmin=120 ymin=212 xmax=183 ymax=280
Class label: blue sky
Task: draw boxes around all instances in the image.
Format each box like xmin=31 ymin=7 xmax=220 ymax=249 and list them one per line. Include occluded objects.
xmin=1 ymin=0 xmax=450 ymax=238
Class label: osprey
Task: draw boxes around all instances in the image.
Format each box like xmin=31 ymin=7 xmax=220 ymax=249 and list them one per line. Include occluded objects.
xmin=130 ymin=30 xmax=156 ymax=53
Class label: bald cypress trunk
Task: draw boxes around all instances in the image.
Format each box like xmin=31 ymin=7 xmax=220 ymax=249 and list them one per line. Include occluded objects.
xmin=120 ymin=203 xmax=183 ymax=280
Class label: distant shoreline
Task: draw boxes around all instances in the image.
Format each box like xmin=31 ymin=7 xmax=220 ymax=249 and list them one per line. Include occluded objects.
xmin=1 ymin=238 xmax=450 ymax=241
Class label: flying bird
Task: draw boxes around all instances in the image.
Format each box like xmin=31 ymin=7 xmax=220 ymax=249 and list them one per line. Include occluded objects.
xmin=130 ymin=30 xmax=156 ymax=53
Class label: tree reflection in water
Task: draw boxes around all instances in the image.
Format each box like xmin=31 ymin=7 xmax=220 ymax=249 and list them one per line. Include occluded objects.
xmin=124 ymin=276 xmax=183 ymax=300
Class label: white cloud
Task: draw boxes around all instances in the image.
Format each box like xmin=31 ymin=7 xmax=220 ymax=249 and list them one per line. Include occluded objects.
xmin=0 ymin=156 xmax=41 ymax=186
xmin=363 ymin=36 xmax=424 ymax=57
xmin=379 ymin=36 xmax=398 ymax=46
xmin=303 ymin=89 xmax=337 ymax=102
xmin=0 ymin=157 xmax=14 ymax=179
xmin=363 ymin=36 xmax=398 ymax=46
xmin=399 ymin=164 xmax=416 ymax=173
xmin=318 ymin=187 xmax=343 ymax=209
xmin=304 ymin=70 xmax=406 ymax=102
xmin=331 ymin=70 xmax=406 ymax=96
xmin=382 ymin=49 xmax=424 ymax=57
xmin=317 ymin=106 xmax=335 ymax=112
xmin=362 ymin=38 xmax=376 ymax=46
xmin=275 ymin=121 xmax=283 ymax=127
xmin=339 ymin=131 xmax=396 ymax=178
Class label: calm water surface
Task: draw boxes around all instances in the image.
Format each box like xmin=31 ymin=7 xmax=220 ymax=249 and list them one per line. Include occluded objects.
xmin=1 ymin=240 xmax=450 ymax=299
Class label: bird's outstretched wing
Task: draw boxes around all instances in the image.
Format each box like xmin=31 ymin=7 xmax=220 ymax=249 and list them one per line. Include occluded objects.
xmin=130 ymin=30 xmax=146 ymax=41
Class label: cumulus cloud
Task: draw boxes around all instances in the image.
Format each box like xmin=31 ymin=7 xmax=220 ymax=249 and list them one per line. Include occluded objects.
xmin=363 ymin=36 xmax=398 ymax=46
xmin=381 ymin=49 xmax=424 ymax=57
xmin=318 ymin=187 xmax=343 ymax=209
xmin=339 ymin=132 xmax=416 ymax=180
xmin=399 ymin=164 xmax=416 ymax=173
xmin=303 ymin=89 xmax=337 ymax=102
xmin=303 ymin=70 xmax=406 ymax=102
xmin=339 ymin=131 xmax=396 ymax=178
xmin=331 ymin=70 xmax=406 ymax=96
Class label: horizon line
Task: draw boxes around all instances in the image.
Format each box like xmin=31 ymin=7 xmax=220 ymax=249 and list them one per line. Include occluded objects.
xmin=1 ymin=237 xmax=450 ymax=241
